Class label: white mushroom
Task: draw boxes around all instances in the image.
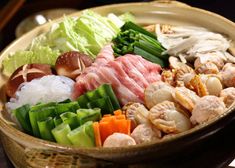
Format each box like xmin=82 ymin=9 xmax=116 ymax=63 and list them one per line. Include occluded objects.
xmin=103 ymin=133 xmax=136 ymax=147
xmin=149 ymin=101 xmax=191 ymax=133
xmin=190 ymin=95 xmax=226 ymax=125
xmin=131 ymin=124 xmax=161 ymax=144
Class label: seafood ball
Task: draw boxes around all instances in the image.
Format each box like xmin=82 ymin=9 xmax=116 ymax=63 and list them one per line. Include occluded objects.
xmin=103 ymin=133 xmax=136 ymax=147
xmin=191 ymin=95 xmax=226 ymax=124
xmin=220 ymin=87 xmax=235 ymax=107
xmin=149 ymin=101 xmax=191 ymax=133
xmin=131 ymin=124 xmax=161 ymax=144
xmin=173 ymin=87 xmax=199 ymax=112
xmin=145 ymin=81 xmax=175 ymax=109
xmin=220 ymin=63 xmax=235 ymax=87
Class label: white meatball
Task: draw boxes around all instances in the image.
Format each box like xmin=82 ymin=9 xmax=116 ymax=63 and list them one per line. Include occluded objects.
xmin=131 ymin=124 xmax=161 ymax=144
xmin=103 ymin=133 xmax=136 ymax=147
xmin=220 ymin=63 xmax=235 ymax=87
xmin=190 ymin=95 xmax=226 ymax=124
xmin=220 ymin=87 xmax=235 ymax=107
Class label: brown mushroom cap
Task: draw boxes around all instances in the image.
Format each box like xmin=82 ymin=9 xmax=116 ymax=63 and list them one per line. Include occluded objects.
xmin=5 ymin=64 xmax=52 ymax=97
xmin=55 ymin=51 xmax=93 ymax=79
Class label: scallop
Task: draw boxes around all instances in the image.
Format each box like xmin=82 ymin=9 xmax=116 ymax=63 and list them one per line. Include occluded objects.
xmin=131 ymin=124 xmax=161 ymax=144
xmin=175 ymin=64 xmax=196 ymax=87
xmin=145 ymin=81 xmax=175 ymax=109
xmin=189 ymin=75 xmax=208 ymax=97
xmin=123 ymin=102 xmax=150 ymax=127
xmin=220 ymin=63 xmax=235 ymax=87
xmin=149 ymin=101 xmax=191 ymax=133
xmin=173 ymin=87 xmax=200 ymax=112
xmin=220 ymin=87 xmax=235 ymax=107
xmin=190 ymin=95 xmax=226 ymax=125
xmin=103 ymin=133 xmax=136 ymax=147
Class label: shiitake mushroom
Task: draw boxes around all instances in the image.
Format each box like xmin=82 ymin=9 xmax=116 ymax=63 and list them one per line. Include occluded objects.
xmin=6 ymin=64 xmax=52 ymax=97
xmin=55 ymin=51 xmax=93 ymax=79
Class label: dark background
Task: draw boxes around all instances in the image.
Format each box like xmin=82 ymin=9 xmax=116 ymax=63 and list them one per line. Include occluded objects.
xmin=0 ymin=0 xmax=235 ymax=168
xmin=0 ymin=0 xmax=235 ymax=51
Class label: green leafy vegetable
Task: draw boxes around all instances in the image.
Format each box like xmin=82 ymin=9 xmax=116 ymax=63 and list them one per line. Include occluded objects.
xmin=3 ymin=10 xmax=126 ymax=76
xmin=112 ymin=21 xmax=168 ymax=67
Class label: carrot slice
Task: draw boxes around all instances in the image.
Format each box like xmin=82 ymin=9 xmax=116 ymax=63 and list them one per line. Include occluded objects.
xmin=99 ymin=121 xmax=114 ymax=144
xmin=115 ymin=115 xmax=126 ymax=120
xmin=127 ymin=120 xmax=131 ymax=135
xmin=93 ymin=122 xmax=102 ymax=147
xmin=114 ymin=109 xmax=122 ymax=116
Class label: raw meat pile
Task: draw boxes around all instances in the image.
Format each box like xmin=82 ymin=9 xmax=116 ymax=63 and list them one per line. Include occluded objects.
xmin=72 ymin=45 xmax=162 ymax=105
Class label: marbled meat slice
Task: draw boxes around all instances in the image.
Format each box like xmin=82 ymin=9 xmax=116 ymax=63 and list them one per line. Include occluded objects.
xmin=72 ymin=48 xmax=162 ymax=105
xmin=116 ymin=56 xmax=149 ymax=88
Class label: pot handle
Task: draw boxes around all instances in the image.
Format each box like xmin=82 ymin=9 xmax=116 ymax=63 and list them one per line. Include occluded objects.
xmin=149 ymin=0 xmax=191 ymax=8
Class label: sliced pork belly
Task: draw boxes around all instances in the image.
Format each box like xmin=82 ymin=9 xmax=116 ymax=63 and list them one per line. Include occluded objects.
xmin=72 ymin=46 xmax=162 ymax=105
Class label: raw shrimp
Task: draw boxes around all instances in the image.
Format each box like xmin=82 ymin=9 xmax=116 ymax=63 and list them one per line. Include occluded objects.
xmin=144 ymin=81 xmax=175 ymax=109
xmin=190 ymin=95 xmax=226 ymax=124
xmin=103 ymin=133 xmax=136 ymax=147
xmin=220 ymin=63 xmax=235 ymax=87
xmin=173 ymin=87 xmax=199 ymax=112
xmin=220 ymin=87 xmax=235 ymax=107
xmin=131 ymin=124 xmax=161 ymax=144
xmin=149 ymin=101 xmax=191 ymax=133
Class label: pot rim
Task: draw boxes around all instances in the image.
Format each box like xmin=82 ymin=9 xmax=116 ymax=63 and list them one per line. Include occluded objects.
xmin=1 ymin=0 xmax=235 ymax=160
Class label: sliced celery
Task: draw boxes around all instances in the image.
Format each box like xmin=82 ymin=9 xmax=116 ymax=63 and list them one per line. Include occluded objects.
xmin=55 ymin=101 xmax=80 ymax=115
xmin=52 ymin=123 xmax=72 ymax=145
xmin=67 ymin=121 xmax=95 ymax=147
xmin=37 ymin=117 xmax=55 ymax=141
xmin=60 ymin=112 xmax=79 ymax=130
xmin=29 ymin=106 xmax=56 ymax=137
xmin=96 ymin=84 xmax=120 ymax=110
xmin=53 ymin=116 xmax=63 ymax=126
xmin=13 ymin=104 xmax=32 ymax=135
xmin=77 ymin=108 xmax=101 ymax=125
xmin=87 ymin=96 xmax=114 ymax=114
